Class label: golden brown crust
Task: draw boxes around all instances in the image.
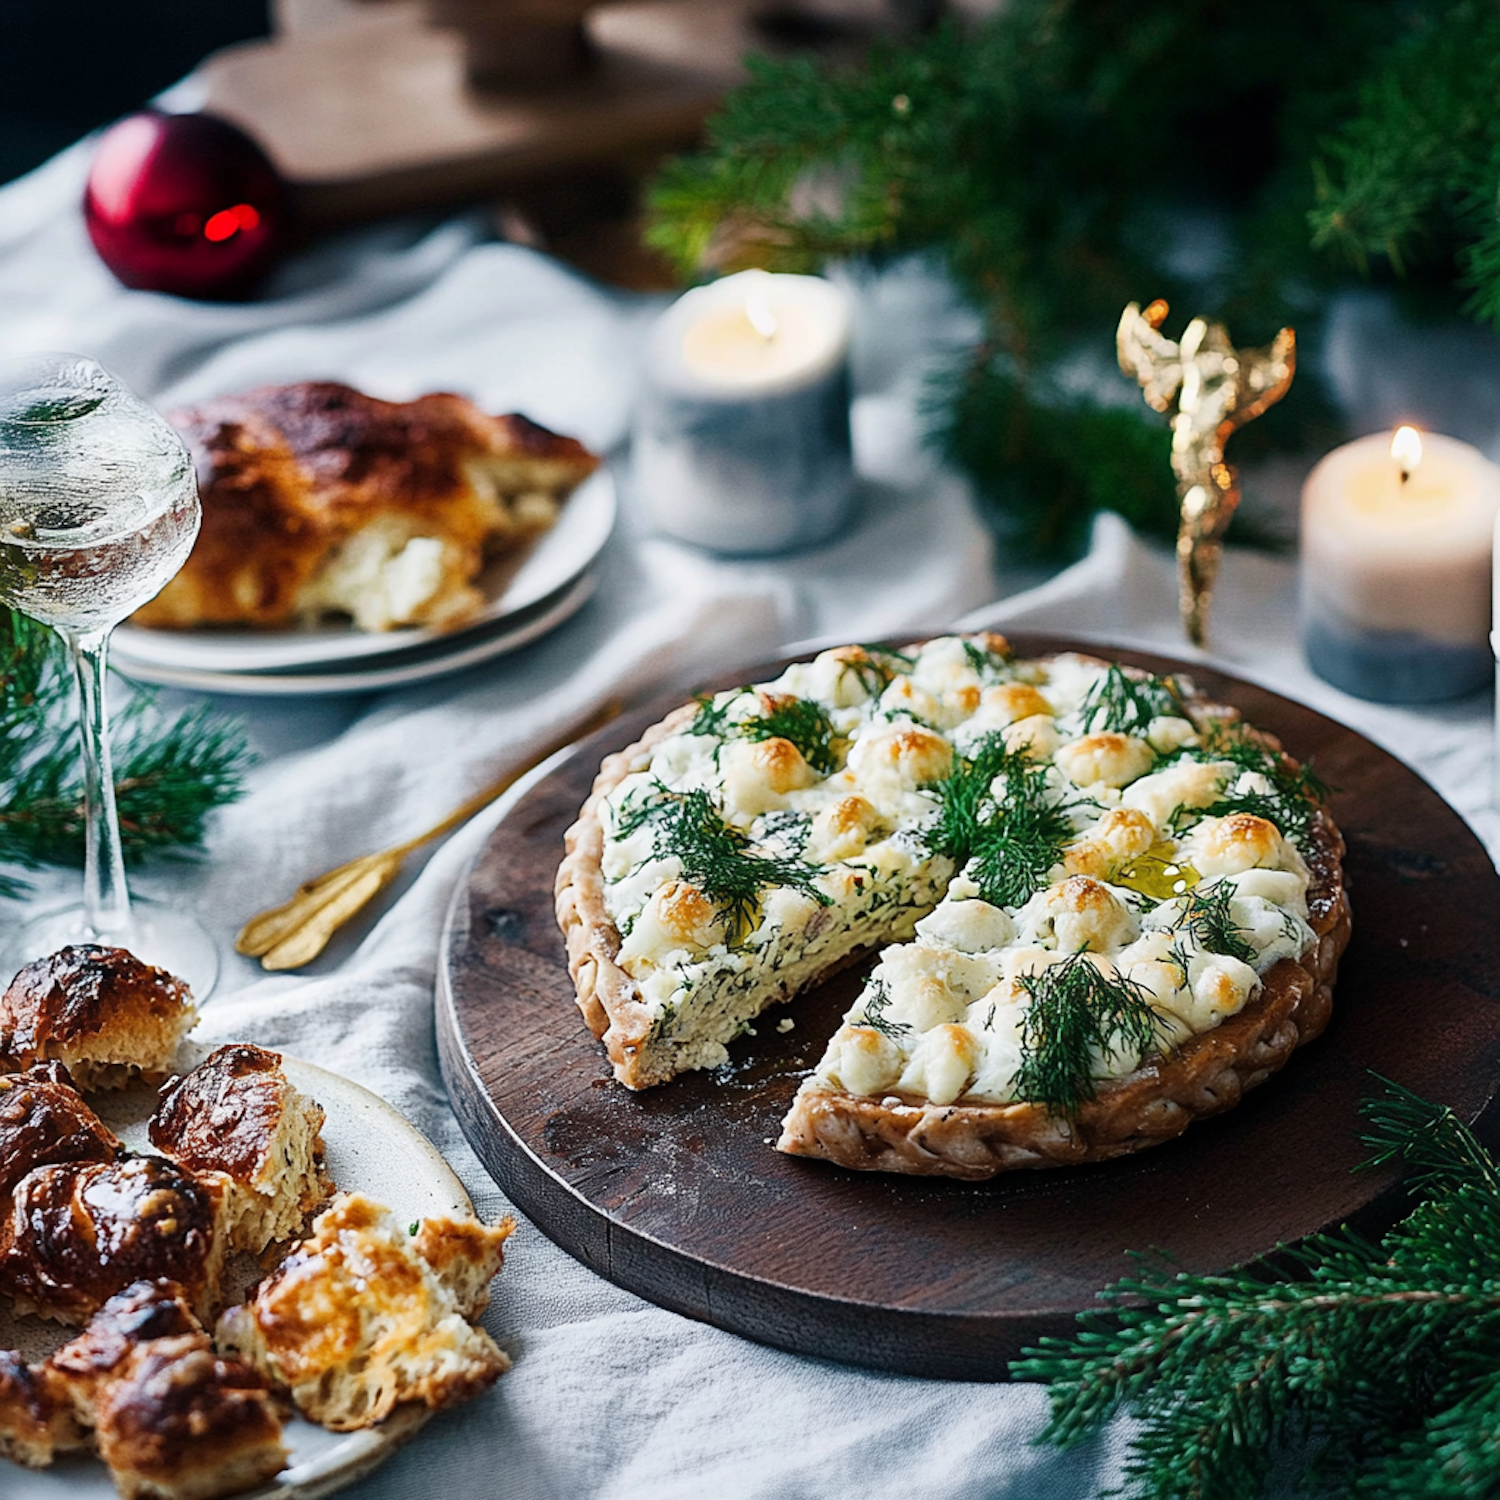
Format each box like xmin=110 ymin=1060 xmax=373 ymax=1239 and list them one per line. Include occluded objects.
xmin=48 ymin=1279 xmax=203 ymax=1402
xmin=412 ymin=1213 xmax=515 ymax=1320
xmin=92 ymin=1334 xmax=287 ymax=1500
xmin=216 ymin=1192 xmax=510 ymax=1431
xmin=149 ymin=1045 xmax=294 ymax=1185
xmin=0 ymin=1062 xmax=122 ymax=1204
xmin=43 ymin=1280 xmax=286 ymax=1500
xmin=0 ymin=946 xmax=196 ymax=1088
xmin=0 ymin=1157 xmax=228 ymax=1325
xmin=0 ymin=1350 xmax=86 ymax=1468
xmin=134 ymin=381 xmax=600 ymax=631
xmin=148 ymin=1044 xmax=332 ymax=1254
xmin=776 ymin=815 xmax=1350 ymax=1178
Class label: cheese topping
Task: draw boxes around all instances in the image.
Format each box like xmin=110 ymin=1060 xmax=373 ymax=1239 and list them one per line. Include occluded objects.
xmin=597 ymin=639 xmax=1319 ymax=1101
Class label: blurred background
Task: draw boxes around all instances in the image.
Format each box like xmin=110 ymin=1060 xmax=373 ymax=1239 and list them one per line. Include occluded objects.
xmin=0 ymin=2 xmax=271 ymax=183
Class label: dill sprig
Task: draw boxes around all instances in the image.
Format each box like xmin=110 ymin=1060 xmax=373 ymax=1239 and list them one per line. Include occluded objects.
xmin=689 ymin=690 xmax=840 ymax=774
xmin=923 ymin=735 xmax=1076 ymax=909
xmin=1187 ymin=719 xmax=1330 ymax=851
xmin=856 ymin=976 xmax=909 ymax=1039
xmin=688 ymin=691 xmax=740 ymax=739
xmin=1174 ymin=883 xmax=1258 ymax=966
xmin=0 ymin=610 xmax=250 ymax=896
xmin=1015 ymin=1078 xmax=1500 ymax=1500
xmin=1078 ymin=663 xmax=1186 ymax=736
xmin=740 ymin=696 xmax=839 ymax=773
xmin=1013 ymin=951 xmax=1166 ymax=1115
xmin=838 ymin=644 xmax=914 ymax=698
xmin=961 ymin=637 xmax=1012 ymax=680
xmin=615 ymin=781 xmax=831 ymax=944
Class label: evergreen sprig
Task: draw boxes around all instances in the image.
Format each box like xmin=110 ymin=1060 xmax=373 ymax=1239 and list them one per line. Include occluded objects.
xmin=615 ymin=780 xmax=831 ymax=944
xmin=1014 ymin=1078 xmax=1500 ymax=1499
xmin=1013 ymin=951 xmax=1165 ymax=1115
xmin=0 ymin=610 xmax=249 ymax=897
xmin=648 ymin=0 xmax=1485 ymax=556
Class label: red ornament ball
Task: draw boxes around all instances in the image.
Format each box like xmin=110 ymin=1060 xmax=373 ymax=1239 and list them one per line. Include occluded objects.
xmin=84 ymin=111 xmax=286 ymax=300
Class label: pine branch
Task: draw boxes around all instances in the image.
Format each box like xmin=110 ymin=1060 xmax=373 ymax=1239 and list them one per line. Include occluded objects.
xmin=648 ymin=0 xmax=1485 ymax=557
xmin=0 ymin=609 xmax=251 ymax=894
xmin=1015 ymin=1077 xmax=1500 ymax=1498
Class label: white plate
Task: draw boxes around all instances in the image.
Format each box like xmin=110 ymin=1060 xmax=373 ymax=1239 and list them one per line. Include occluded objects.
xmin=113 ymin=467 xmax=615 ymax=675
xmin=4 ymin=1048 xmax=477 ymax=1500
xmin=112 ymin=569 xmax=596 ymax=697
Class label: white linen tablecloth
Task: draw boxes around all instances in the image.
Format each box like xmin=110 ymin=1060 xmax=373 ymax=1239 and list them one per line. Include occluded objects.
xmin=0 ymin=137 xmax=1497 ymax=1500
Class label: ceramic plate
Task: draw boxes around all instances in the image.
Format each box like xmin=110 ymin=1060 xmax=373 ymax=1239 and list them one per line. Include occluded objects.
xmin=4 ymin=1048 xmax=474 ymax=1500
xmin=112 ymin=569 xmax=596 ymax=697
xmin=112 ymin=467 xmax=615 ymax=675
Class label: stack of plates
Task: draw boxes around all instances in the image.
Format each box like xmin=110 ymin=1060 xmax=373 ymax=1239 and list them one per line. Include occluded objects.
xmin=112 ymin=471 xmax=615 ymax=696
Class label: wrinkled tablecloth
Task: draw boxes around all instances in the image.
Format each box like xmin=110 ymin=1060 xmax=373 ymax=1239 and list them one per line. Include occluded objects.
xmin=0 ymin=132 xmax=1497 ymax=1500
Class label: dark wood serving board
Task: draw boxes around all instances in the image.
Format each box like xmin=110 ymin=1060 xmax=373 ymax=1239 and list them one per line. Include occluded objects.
xmin=437 ymin=634 xmax=1500 ymax=1380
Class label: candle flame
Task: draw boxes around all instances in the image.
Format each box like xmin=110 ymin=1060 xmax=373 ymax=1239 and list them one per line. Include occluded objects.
xmin=1391 ymin=425 xmax=1423 ymax=480
xmin=744 ymin=275 xmax=778 ymax=341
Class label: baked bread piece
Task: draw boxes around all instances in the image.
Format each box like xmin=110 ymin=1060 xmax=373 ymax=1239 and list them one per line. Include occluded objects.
xmin=132 ymin=381 xmax=601 ymax=633
xmin=44 ymin=1279 xmax=287 ymax=1500
xmin=0 ymin=1156 xmax=229 ymax=1324
xmin=0 ymin=1350 xmax=86 ymax=1468
xmin=90 ymin=1333 xmax=287 ymax=1500
xmin=216 ymin=1192 xmax=512 ymax=1431
xmin=47 ymin=1279 xmax=203 ymax=1411
xmin=149 ymin=1044 xmax=332 ymax=1254
xmin=0 ymin=1061 xmax=122 ymax=1203
xmin=557 ymin=638 xmax=1350 ymax=1175
xmin=0 ymin=947 xmax=198 ymax=1089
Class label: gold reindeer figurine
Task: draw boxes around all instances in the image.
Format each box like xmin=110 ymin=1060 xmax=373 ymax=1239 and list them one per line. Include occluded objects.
xmin=1117 ymin=299 xmax=1295 ymax=646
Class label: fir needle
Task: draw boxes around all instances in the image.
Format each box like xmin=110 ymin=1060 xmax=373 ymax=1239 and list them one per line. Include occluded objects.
xmin=236 ymin=699 xmax=623 ymax=971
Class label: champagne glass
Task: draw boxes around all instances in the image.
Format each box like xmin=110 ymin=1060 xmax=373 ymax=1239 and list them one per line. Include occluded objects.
xmin=0 ymin=353 xmax=219 ymax=996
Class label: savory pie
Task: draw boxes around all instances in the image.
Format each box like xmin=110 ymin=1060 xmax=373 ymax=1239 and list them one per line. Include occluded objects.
xmin=556 ymin=637 xmax=1350 ymax=1178
xmin=131 ymin=381 xmax=600 ymax=633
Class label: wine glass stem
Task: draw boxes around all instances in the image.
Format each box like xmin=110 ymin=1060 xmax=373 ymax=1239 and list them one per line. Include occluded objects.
xmin=64 ymin=626 xmax=131 ymax=938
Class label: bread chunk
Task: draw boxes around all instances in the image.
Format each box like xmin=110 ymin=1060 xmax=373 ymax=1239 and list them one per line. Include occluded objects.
xmin=47 ymin=1278 xmax=204 ymax=1412
xmin=150 ymin=1045 xmax=331 ymax=1254
xmin=45 ymin=1280 xmax=286 ymax=1500
xmin=0 ymin=1157 xmax=228 ymax=1324
xmin=0 ymin=1061 xmax=122 ymax=1203
xmin=216 ymin=1193 xmax=512 ymax=1430
xmin=0 ymin=947 xmax=197 ymax=1089
xmin=91 ymin=1333 xmax=287 ymax=1500
xmin=132 ymin=382 xmax=601 ymax=633
xmin=0 ymin=1350 xmax=86 ymax=1468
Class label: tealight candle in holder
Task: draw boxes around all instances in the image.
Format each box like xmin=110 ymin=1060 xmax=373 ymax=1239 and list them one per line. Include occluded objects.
xmin=633 ymin=270 xmax=855 ymax=554
xmin=1300 ymin=426 xmax=1500 ymax=702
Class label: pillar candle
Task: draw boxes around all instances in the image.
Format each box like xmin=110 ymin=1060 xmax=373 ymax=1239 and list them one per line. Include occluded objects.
xmin=1300 ymin=427 xmax=1500 ymax=702
xmin=633 ymin=271 xmax=855 ymax=555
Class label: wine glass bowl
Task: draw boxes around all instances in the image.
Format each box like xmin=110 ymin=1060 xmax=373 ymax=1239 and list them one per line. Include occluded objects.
xmin=0 ymin=353 xmax=218 ymax=997
xmin=0 ymin=354 xmax=200 ymax=631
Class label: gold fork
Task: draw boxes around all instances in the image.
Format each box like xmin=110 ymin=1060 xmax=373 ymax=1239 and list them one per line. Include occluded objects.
xmin=236 ymin=700 xmax=622 ymax=972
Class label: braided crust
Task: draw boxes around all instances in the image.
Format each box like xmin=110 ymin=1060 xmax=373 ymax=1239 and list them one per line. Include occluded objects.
xmin=777 ymin=813 xmax=1349 ymax=1179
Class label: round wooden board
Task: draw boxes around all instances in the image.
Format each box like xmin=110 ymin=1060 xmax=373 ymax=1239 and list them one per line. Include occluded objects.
xmin=437 ymin=634 xmax=1500 ymax=1380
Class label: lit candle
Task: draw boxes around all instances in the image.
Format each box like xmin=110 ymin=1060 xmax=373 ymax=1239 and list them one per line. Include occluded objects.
xmin=633 ymin=270 xmax=854 ymax=554
xmin=1300 ymin=426 xmax=1500 ymax=701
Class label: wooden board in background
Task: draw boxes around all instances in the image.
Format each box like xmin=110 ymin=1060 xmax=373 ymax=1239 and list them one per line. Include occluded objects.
xmin=437 ymin=635 xmax=1500 ymax=1378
